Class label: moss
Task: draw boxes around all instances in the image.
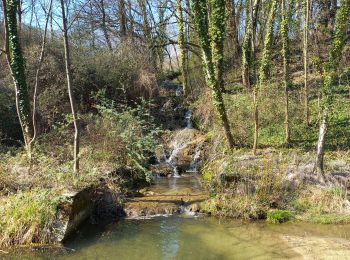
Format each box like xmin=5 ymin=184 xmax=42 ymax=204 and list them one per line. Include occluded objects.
xmin=267 ymin=209 xmax=295 ymax=224
xmin=202 ymin=168 xmax=214 ymax=182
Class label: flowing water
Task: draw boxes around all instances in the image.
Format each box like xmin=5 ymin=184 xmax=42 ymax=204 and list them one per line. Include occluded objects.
xmin=166 ymin=109 xmax=197 ymax=177
xmin=186 ymin=144 xmax=202 ymax=173
xmin=8 ymin=175 xmax=350 ymax=259
xmin=9 ymin=215 xmax=350 ymax=259
xmin=6 ymin=109 xmax=350 ymax=259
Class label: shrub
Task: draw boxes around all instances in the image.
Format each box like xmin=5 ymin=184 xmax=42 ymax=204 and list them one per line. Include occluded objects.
xmin=267 ymin=209 xmax=295 ymax=223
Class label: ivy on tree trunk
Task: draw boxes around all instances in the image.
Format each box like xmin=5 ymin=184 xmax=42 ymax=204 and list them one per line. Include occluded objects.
xmin=176 ymin=0 xmax=189 ymax=96
xmin=193 ymin=0 xmax=235 ymax=150
xmin=253 ymin=0 xmax=278 ymax=155
xmin=3 ymin=0 xmax=33 ymax=155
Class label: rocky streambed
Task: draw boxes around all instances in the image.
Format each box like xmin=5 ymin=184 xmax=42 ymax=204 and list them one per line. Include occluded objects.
xmin=124 ymin=174 xmax=207 ymax=219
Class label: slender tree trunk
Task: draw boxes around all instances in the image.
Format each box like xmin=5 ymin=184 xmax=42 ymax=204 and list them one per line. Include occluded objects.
xmin=315 ymin=108 xmax=328 ymax=178
xmin=185 ymin=0 xmax=191 ymax=93
xmin=252 ymin=88 xmax=258 ymax=154
xmin=17 ymin=0 xmax=21 ymax=33
xmin=138 ymin=0 xmax=156 ymax=68
xmin=3 ymin=0 xmax=33 ymax=157
xmin=157 ymin=0 xmax=167 ymax=72
xmin=241 ymin=0 xmax=252 ymax=88
xmin=29 ymin=0 xmax=52 ymax=147
xmin=226 ymin=0 xmax=240 ymax=58
xmin=176 ymin=0 xmax=189 ymax=96
xmin=89 ymin=2 xmax=96 ymax=48
xmin=281 ymin=0 xmax=293 ymax=145
xmin=119 ymin=0 xmax=127 ymax=38
xmin=303 ymin=0 xmax=310 ymax=126
xmin=60 ymin=0 xmax=80 ymax=174
xmin=315 ymin=0 xmax=350 ymax=178
xmin=241 ymin=0 xmax=260 ymax=88
xmin=100 ymin=0 xmax=112 ymax=50
xmin=253 ymin=0 xmax=278 ymax=155
xmin=127 ymin=0 xmax=134 ymax=38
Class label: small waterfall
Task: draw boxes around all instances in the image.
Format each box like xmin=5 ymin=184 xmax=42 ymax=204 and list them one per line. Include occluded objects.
xmin=175 ymin=85 xmax=183 ymax=96
xmin=166 ymin=139 xmax=187 ymax=178
xmin=186 ymin=144 xmax=202 ymax=173
xmin=166 ymin=109 xmax=195 ymax=177
xmin=185 ymin=110 xmax=193 ymax=129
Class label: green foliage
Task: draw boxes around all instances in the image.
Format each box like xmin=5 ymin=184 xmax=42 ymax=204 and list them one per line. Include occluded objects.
xmin=307 ymin=214 xmax=350 ymax=224
xmin=5 ymin=0 xmax=33 ymax=143
xmin=202 ymin=167 xmax=214 ymax=182
xmin=267 ymin=209 xmax=294 ymax=223
xmin=193 ymin=0 xmax=234 ymax=148
xmin=97 ymin=102 xmax=160 ymax=182
xmin=258 ymin=0 xmax=278 ymax=84
xmin=0 ymin=188 xmax=63 ymax=246
xmin=322 ymin=0 xmax=350 ymax=104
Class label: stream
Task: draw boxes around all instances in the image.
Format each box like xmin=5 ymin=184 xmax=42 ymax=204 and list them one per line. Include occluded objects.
xmin=8 ymin=175 xmax=350 ymax=259
xmin=7 ymin=105 xmax=350 ymax=259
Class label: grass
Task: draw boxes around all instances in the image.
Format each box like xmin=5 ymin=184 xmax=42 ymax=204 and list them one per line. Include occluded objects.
xmin=292 ymin=186 xmax=350 ymax=224
xmin=199 ymin=146 xmax=350 ymax=223
xmin=305 ymin=214 xmax=350 ymax=224
xmin=267 ymin=210 xmax=295 ymax=223
xmin=0 ymin=189 xmax=62 ymax=247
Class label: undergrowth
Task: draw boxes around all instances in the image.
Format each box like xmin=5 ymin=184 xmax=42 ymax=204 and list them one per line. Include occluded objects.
xmin=0 ymin=99 xmax=161 ymax=247
xmin=0 ymin=189 xmax=63 ymax=247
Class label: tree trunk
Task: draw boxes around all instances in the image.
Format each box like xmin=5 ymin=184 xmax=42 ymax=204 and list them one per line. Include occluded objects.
xmin=100 ymin=0 xmax=112 ymax=50
xmin=60 ymin=0 xmax=80 ymax=174
xmin=241 ymin=0 xmax=260 ymax=89
xmin=314 ymin=0 xmax=350 ymax=178
xmin=281 ymin=0 xmax=293 ymax=145
xmin=226 ymin=0 xmax=240 ymax=58
xmin=3 ymin=0 xmax=33 ymax=157
xmin=253 ymin=0 xmax=278 ymax=155
xmin=253 ymin=88 xmax=258 ymax=155
xmin=241 ymin=0 xmax=252 ymax=88
xmin=138 ymin=0 xmax=157 ymax=70
xmin=303 ymin=0 xmax=310 ymax=126
xmin=127 ymin=0 xmax=134 ymax=38
xmin=29 ymin=0 xmax=52 ymax=147
xmin=119 ymin=0 xmax=127 ymax=38
xmin=193 ymin=0 xmax=235 ymax=150
xmin=315 ymin=108 xmax=327 ymax=178
xmin=176 ymin=0 xmax=189 ymax=96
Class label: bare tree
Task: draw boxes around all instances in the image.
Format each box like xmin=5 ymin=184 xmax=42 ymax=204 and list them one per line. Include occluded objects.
xmin=60 ymin=0 xmax=80 ymax=174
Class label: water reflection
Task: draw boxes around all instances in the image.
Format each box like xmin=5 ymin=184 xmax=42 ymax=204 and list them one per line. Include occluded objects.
xmin=8 ymin=216 xmax=350 ymax=259
xmin=159 ymin=217 xmax=180 ymax=260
